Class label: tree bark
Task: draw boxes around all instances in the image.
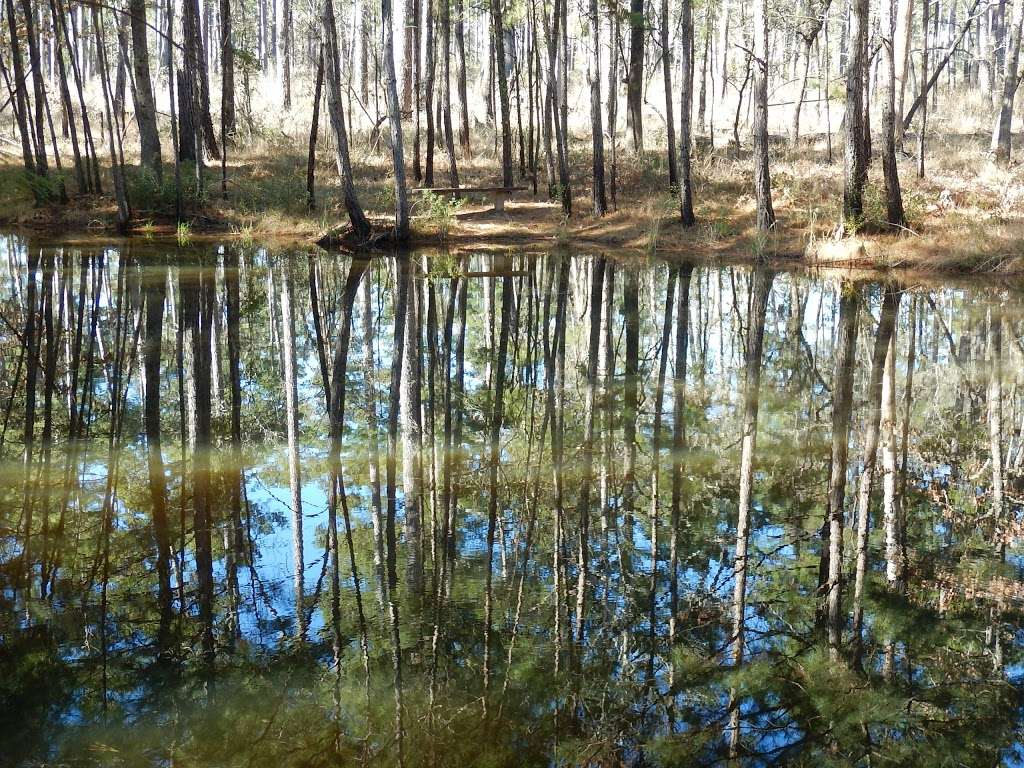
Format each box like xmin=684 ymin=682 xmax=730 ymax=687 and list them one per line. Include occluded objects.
xmin=992 ymin=0 xmax=1024 ymax=160
xmin=455 ymin=0 xmax=470 ymax=155
xmin=726 ymin=267 xmax=774 ymax=759
xmin=752 ymin=0 xmax=775 ymax=230
xmin=129 ymin=0 xmax=163 ymax=176
xmin=661 ymin=0 xmax=677 ymax=187
xmin=880 ymin=0 xmax=907 ymax=228
xmin=851 ymin=286 xmax=902 ymax=668
xmin=322 ymin=0 xmax=371 ymax=239
xmin=221 ymin=0 xmax=236 ymax=135
xmin=678 ymin=0 xmax=696 ymax=225
xmin=627 ymin=0 xmax=645 ymax=153
xmin=821 ymin=283 xmax=859 ymax=659
xmin=843 ymin=0 xmax=869 ymax=225
xmin=589 ymin=0 xmax=606 ymax=215
xmin=383 ymin=0 xmax=410 ymax=239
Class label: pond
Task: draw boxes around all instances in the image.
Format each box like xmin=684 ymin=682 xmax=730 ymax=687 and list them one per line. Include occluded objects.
xmin=0 ymin=235 xmax=1022 ymax=767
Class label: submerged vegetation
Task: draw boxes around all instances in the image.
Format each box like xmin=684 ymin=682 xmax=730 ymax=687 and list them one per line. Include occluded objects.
xmin=0 ymin=235 xmax=1023 ymax=765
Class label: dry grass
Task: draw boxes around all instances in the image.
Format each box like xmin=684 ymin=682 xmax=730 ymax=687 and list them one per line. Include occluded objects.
xmin=7 ymin=108 xmax=1024 ymax=276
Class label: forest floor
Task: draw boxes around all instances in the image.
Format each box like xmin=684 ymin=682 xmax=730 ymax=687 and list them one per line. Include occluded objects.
xmin=5 ymin=128 xmax=1024 ymax=276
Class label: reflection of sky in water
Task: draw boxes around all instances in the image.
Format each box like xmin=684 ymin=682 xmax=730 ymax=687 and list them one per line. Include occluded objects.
xmin=3 ymin=246 xmax=1024 ymax=764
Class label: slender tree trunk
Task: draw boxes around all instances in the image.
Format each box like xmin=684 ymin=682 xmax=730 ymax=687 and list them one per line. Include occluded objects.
xmin=844 ymin=0 xmax=869 ymax=225
xmin=183 ymin=0 xmax=220 ymax=158
xmin=322 ymin=0 xmax=371 ymax=239
xmin=851 ymin=286 xmax=902 ymax=669
xmin=752 ymin=0 xmax=775 ymax=230
xmin=918 ymin=0 xmax=930 ymax=177
xmin=423 ymin=0 xmax=436 ymax=185
xmin=821 ymin=283 xmax=860 ymax=659
xmin=661 ymin=0 xmax=677 ymax=186
xmin=221 ymin=0 xmax=236 ymax=135
xmin=19 ymin=0 xmax=50 ymax=175
xmin=144 ymin=265 xmax=174 ymax=656
xmin=679 ymin=0 xmax=696 ymax=225
xmin=989 ymin=306 xmax=1006 ymax=558
xmin=893 ymin=0 xmax=914 ymax=128
xmin=307 ymin=49 xmax=325 ymax=209
xmin=726 ymin=268 xmax=774 ymax=760
xmin=129 ymin=0 xmax=163 ymax=176
xmin=482 ymin=272 xmax=513 ymax=705
xmin=880 ymin=0 xmax=907 ymax=227
xmin=901 ymin=0 xmax=982 ymax=131
xmin=492 ymin=0 xmax=514 ymax=187
xmin=455 ymin=0 xmax=470 ymax=155
xmin=608 ymin=6 xmax=619 ymax=209
xmin=882 ymin=327 xmax=902 ymax=585
xmin=588 ymin=0 xmax=606 ymax=215
xmin=382 ymin=0 xmax=410 ymax=239
xmin=282 ymin=0 xmax=292 ymax=107
xmin=440 ymin=0 xmax=459 ymax=184
xmin=280 ymin=264 xmax=306 ymax=642
xmin=992 ymin=0 xmax=1024 ymax=160
xmin=5 ymin=0 xmax=37 ymax=174
xmin=627 ymin=0 xmax=645 ymax=153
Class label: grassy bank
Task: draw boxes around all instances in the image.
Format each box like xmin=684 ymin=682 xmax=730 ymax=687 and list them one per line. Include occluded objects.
xmin=4 ymin=129 xmax=1024 ymax=274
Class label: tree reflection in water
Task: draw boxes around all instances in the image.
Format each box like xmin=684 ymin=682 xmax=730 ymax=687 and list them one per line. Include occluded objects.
xmin=0 ymin=235 xmax=1022 ymax=766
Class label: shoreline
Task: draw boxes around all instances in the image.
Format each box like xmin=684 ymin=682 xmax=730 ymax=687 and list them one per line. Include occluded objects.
xmin=5 ymin=181 xmax=1024 ymax=281
xmin=6 ymin=213 xmax=1024 ymax=287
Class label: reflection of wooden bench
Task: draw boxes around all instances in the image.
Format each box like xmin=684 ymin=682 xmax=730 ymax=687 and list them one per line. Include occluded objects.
xmin=414 ymin=186 xmax=527 ymax=213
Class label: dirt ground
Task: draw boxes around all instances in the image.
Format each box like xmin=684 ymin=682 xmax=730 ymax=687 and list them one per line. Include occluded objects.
xmin=5 ymin=128 xmax=1024 ymax=277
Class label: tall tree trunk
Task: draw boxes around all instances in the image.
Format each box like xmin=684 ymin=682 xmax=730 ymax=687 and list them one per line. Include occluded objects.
xmin=991 ymin=0 xmax=1024 ymax=159
xmin=607 ymin=5 xmax=619 ymax=208
xmin=440 ymin=0 xmax=459 ymax=184
xmin=424 ymin=0 xmax=437 ymax=185
xmin=382 ymin=0 xmax=410 ymax=239
xmin=221 ymin=0 xmax=236 ymax=135
xmin=880 ymin=0 xmax=907 ymax=227
xmin=455 ymin=0 xmax=470 ymax=155
xmin=19 ymin=0 xmax=50 ymax=174
xmin=821 ymin=283 xmax=860 ymax=659
xmin=992 ymin=0 xmax=1024 ymax=160
xmin=627 ymin=0 xmax=645 ymax=153
xmin=492 ymin=0 xmax=514 ymax=187
xmin=5 ymin=0 xmax=37 ymax=174
xmin=307 ymin=49 xmax=325 ymax=209
xmin=843 ymin=0 xmax=869 ymax=226
xmin=322 ymin=0 xmax=371 ymax=239
xmin=189 ymin=257 xmax=216 ymax=672
xmin=752 ymin=0 xmax=775 ymax=230
xmin=129 ymin=0 xmax=163 ymax=176
xmin=678 ymin=0 xmax=696 ymax=225
xmin=183 ymin=0 xmax=220 ymax=158
xmin=589 ymin=0 xmax=606 ymax=215
xmin=988 ymin=306 xmax=1006 ymax=558
xmin=661 ymin=0 xmax=677 ymax=186
xmin=918 ymin=0 xmax=930 ymax=177
xmin=881 ymin=327 xmax=903 ymax=586
xmin=851 ymin=286 xmax=902 ymax=669
xmin=282 ymin=0 xmax=292 ymax=108
xmin=726 ymin=268 xmax=774 ymax=760
xmin=49 ymin=0 xmax=86 ymax=191
xmin=892 ymin=0 xmax=914 ymax=128
xmin=482 ymin=272 xmax=513 ymax=705
xmin=144 ymin=265 xmax=174 ymax=655
xmin=280 ymin=263 xmax=306 ymax=642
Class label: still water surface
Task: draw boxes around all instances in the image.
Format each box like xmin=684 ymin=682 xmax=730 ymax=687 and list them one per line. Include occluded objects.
xmin=0 ymin=237 xmax=1022 ymax=766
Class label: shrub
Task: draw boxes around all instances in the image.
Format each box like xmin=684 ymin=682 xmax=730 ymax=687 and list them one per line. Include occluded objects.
xmin=415 ymin=191 xmax=463 ymax=240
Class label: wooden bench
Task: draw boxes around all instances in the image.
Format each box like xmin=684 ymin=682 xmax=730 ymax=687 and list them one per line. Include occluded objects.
xmin=414 ymin=186 xmax=527 ymax=213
